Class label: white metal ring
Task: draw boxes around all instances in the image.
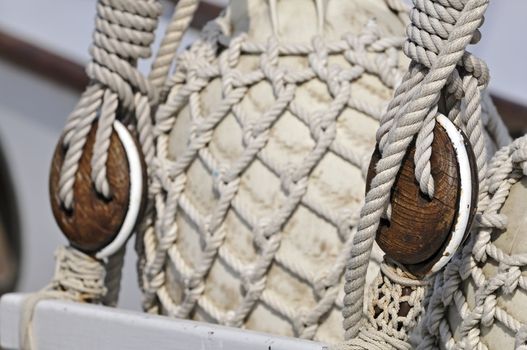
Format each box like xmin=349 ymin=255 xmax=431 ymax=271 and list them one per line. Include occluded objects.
xmin=96 ymin=120 xmax=143 ymax=259
xmin=429 ymin=114 xmax=473 ymax=274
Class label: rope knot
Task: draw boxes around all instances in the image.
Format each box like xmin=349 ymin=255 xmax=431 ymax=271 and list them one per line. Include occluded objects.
xmin=460 ymin=52 xmax=489 ymax=87
xmin=279 ymin=164 xmax=294 ymax=193
xmin=253 ymin=217 xmax=273 ymax=246
xmin=336 ymin=210 xmax=359 ymax=240
xmin=499 ymin=264 xmax=521 ymax=295
xmin=480 ymin=294 xmax=496 ymax=327
xmin=476 ymin=212 xmax=508 ymax=230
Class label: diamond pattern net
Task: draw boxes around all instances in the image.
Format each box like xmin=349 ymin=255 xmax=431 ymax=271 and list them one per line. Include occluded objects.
xmin=417 ymin=137 xmax=527 ymax=349
xmin=138 ymin=10 xmax=407 ymax=342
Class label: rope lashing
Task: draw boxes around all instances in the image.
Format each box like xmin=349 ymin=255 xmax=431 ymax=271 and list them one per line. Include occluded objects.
xmin=22 ymin=0 xmax=515 ymax=348
xmin=58 ymin=0 xmax=162 ymax=210
xmin=342 ymin=0 xmax=491 ymax=343
xmin=20 ymin=247 xmax=107 ymax=350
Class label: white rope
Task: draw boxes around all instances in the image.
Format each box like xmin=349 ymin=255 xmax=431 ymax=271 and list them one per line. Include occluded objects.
xmin=137 ymin=0 xmax=504 ymax=345
xmin=341 ymin=0 xmax=502 ymax=348
xmin=21 ymin=1 xmax=178 ymax=347
xmin=416 ymin=136 xmax=527 ymax=349
xmin=59 ymin=0 xmax=163 ymax=210
xmin=52 ymin=0 xmax=165 ymax=309
xmin=20 ymin=247 xmax=107 ymax=350
xmin=148 ymin=0 xmax=200 ymax=92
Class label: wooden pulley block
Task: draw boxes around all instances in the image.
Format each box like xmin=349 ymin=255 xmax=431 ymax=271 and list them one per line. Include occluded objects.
xmin=49 ymin=120 xmax=146 ymax=259
xmin=366 ymin=115 xmax=478 ymax=278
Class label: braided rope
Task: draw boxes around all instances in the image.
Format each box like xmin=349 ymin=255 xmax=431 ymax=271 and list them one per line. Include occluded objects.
xmin=334 ymin=264 xmax=428 ymax=350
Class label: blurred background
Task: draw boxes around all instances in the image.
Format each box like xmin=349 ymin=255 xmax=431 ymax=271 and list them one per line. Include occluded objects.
xmin=0 ymin=0 xmax=525 ymax=311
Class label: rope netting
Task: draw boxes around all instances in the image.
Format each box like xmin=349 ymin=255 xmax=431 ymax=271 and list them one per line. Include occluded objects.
xmin=139 ymin=5 xmax=409 ymax=341
xmin=136 ymin=0 xmax=509 ymax=345
xmin=19 ymin=0 xmax=525 ymax=349
xmin=416 ymin=136 xmax=527 ymax=349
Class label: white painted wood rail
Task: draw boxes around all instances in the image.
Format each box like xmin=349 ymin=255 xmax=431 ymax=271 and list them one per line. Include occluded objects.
xmin=0 ymin=293 xmax=327 ymax=350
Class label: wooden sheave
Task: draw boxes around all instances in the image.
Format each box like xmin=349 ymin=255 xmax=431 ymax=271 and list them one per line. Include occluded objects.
xmin=367 ymin=115 xmax=478 ymax=278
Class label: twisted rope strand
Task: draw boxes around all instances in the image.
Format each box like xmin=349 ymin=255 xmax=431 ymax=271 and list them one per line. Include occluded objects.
xmin=417 ymin=136 xmax=527 ymax=349
xmin=148 ymin=0 xmax=200 ymax=91
xmin=58 ymin=0 xmax=162 ymax=210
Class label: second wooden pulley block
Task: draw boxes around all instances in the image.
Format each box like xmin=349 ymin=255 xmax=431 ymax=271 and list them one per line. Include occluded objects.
xmin=49 ymin=120 xmax=147 ymax=259
xmin=367 ymin=114 xmax=478 ymax=278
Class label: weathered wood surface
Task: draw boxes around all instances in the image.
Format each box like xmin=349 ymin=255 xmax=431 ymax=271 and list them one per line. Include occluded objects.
xmin=367 ymin=121 xmax=477 ymax=277
xmin=49 ymin=124 xmax=130 ymax=253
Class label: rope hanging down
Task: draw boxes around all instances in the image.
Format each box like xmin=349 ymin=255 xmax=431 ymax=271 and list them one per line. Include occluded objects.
xmin=340 ymin=0 xmax=510 ymax=348
xmin=59 ymin=0 xmax=162 ymax=208
xmin=53 ymin=0 xmax=163 ymax=306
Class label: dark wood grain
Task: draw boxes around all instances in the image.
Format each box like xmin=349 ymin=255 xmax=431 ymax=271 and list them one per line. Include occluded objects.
xmin=367 ymin=124 xmax=459 ymax=265
xmin=405 ymin=132 xmax=479 ymax=277
xmin=367 ymin=121 xmax=479 ymax=277
xmin=49 ymin=123 xmax=131 ymax=253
